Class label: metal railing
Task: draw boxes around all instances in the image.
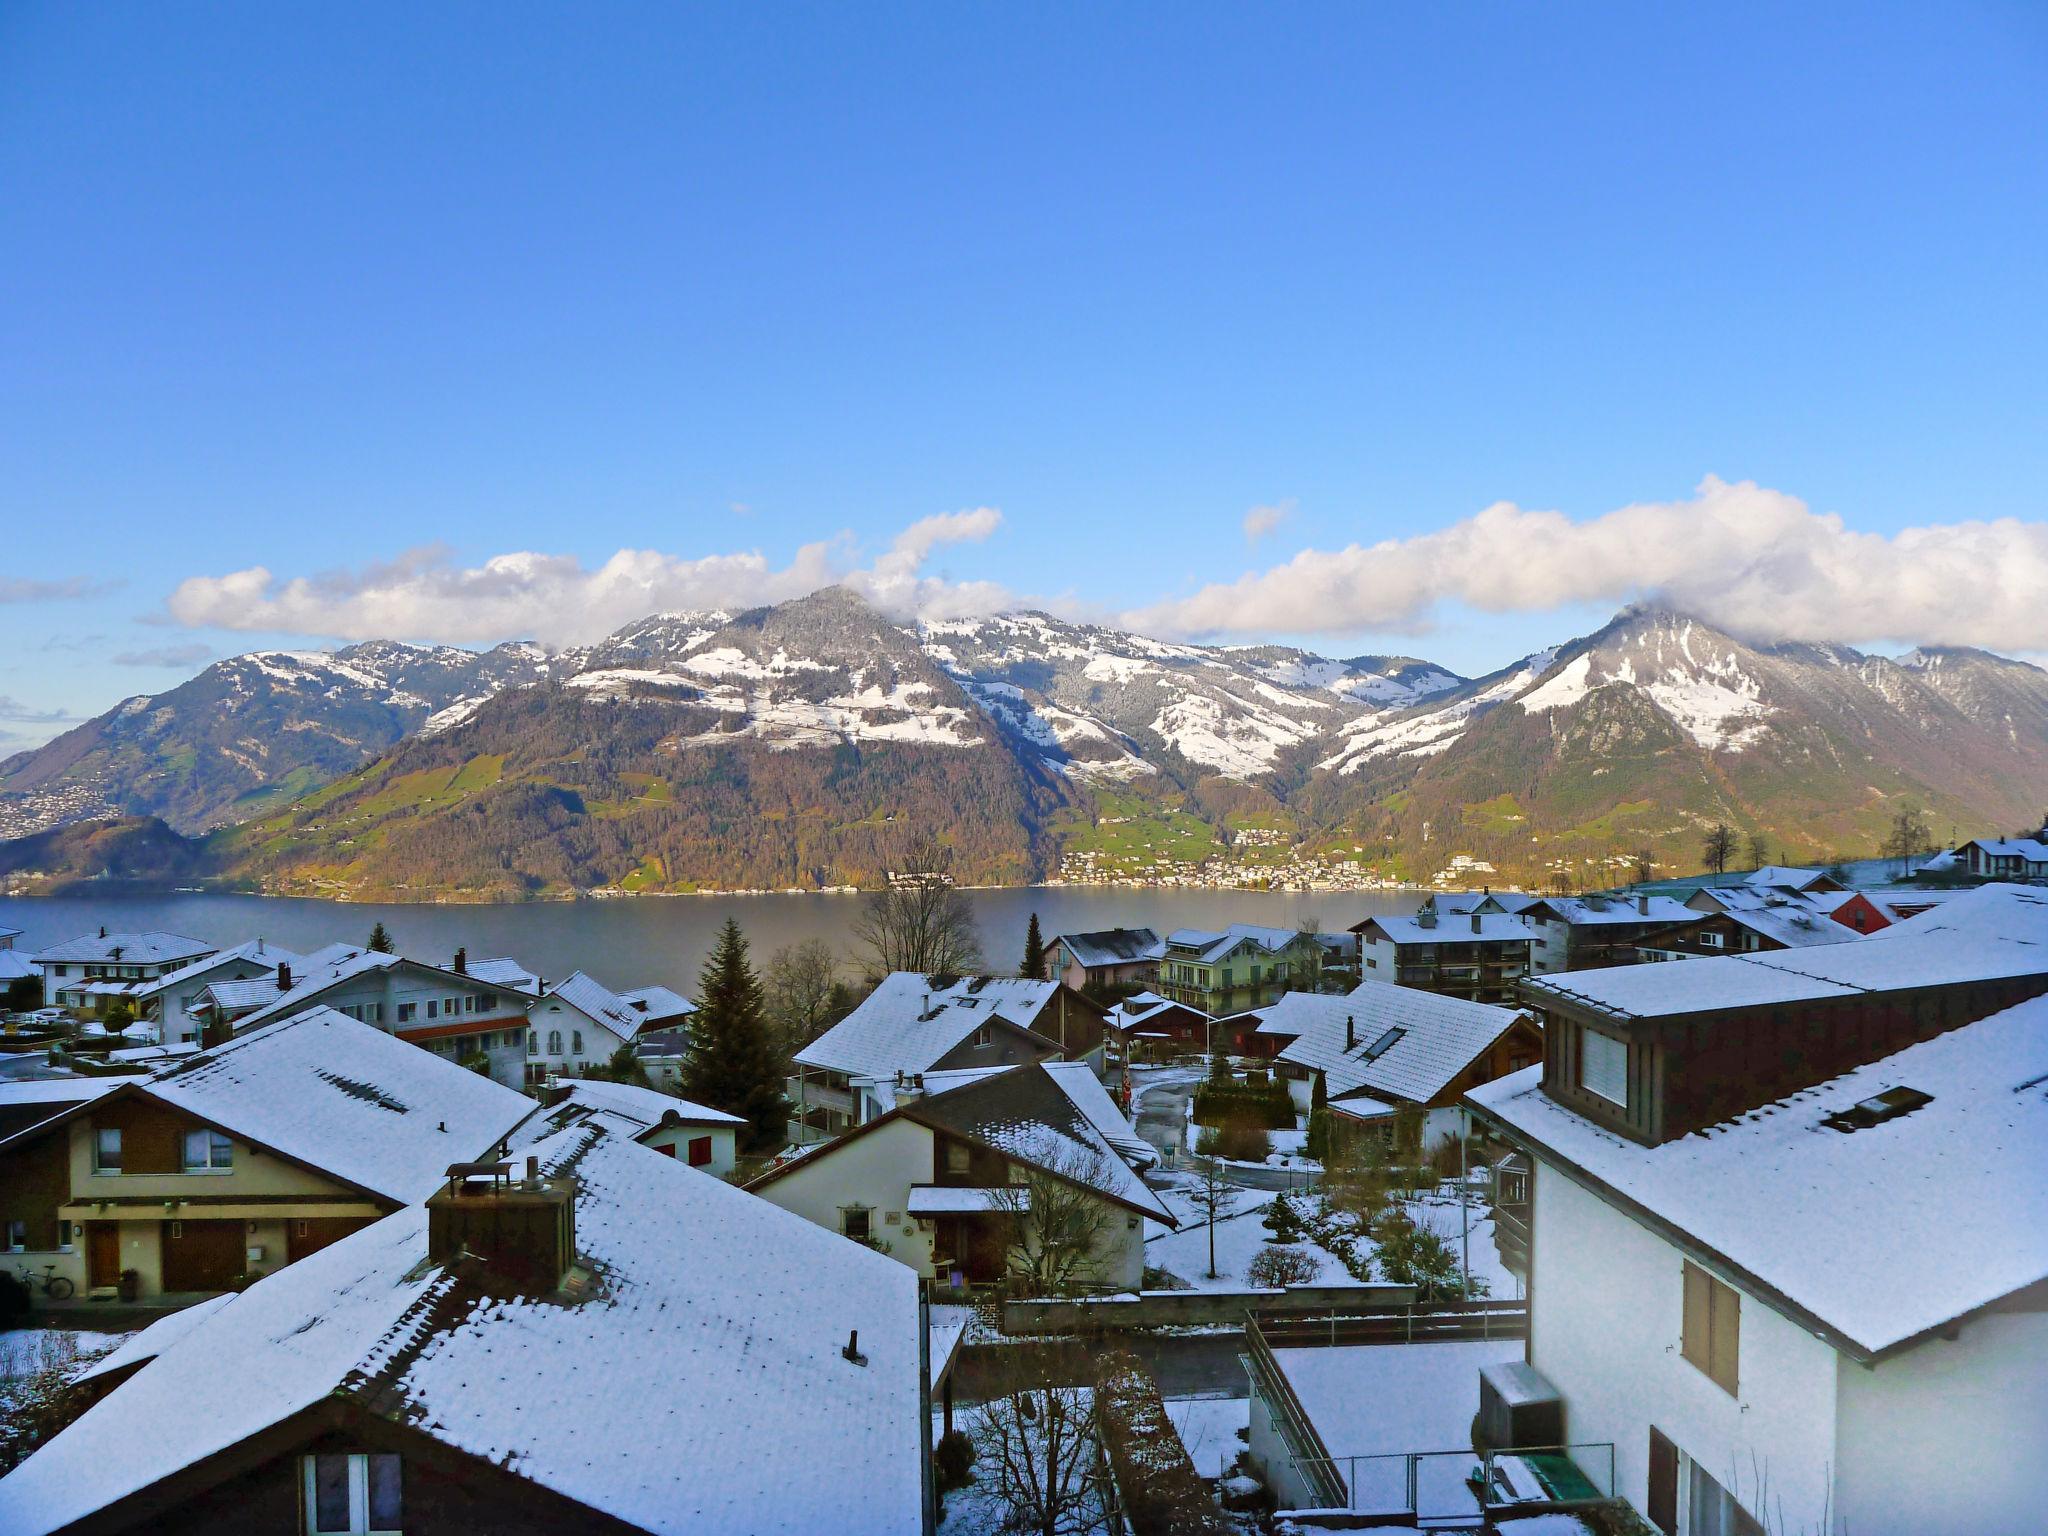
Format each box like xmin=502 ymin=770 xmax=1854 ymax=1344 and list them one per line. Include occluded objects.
xmin=1283 ymin=1441 xmax=1616 ymax=1519
xmin=1251 ymin=1297 xmax=1527 ymax=1348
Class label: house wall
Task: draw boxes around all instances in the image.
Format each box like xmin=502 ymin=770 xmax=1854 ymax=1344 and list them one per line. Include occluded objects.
xmin=1833 ymin=1301 xmax=2048 ymax=1536
xmin=1527 ymin=1162 xmax=1840 ymax=1532
xmin=158 ymin=958 xmax=279 ymax=1045
xmin=0 ymin=1128 xmax=82 ymax=1291
xmin=754 ymin=1117 xmax=941 ymax=1273
xmin=639 ymin=1123 xmax=737 ymax=1177
xmin=930 ymin=1027 xmax=1060 ymax=1076
xmin=524 ymin=998 xmax=630 ymax=1083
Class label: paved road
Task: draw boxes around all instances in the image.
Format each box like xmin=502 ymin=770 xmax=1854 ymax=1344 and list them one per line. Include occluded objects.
xmin=950 ymin=1331 xmax=1249 ymax=1404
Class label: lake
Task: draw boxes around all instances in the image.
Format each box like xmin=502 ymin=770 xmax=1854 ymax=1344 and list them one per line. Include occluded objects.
xmin=0 ymin=886 xmax=1421 ymax=998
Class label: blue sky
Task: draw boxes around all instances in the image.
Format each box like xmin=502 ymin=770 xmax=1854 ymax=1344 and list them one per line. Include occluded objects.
xmin=3 ymin=2 xmax=2046 ymax=752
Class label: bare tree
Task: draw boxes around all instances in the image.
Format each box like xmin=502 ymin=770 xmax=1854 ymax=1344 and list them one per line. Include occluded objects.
xmin=1185 ymin=1159 xmax=1244 ymax=1280
xmin=850 ymin=834 xmax=983 ymax=979
xmin=1293 ymin=917 xmax=1327 ymax=993
xmin=1701 ymin=822 xmax=1737 ymax=875
xmin=763 ymin=938 xmax=844 ymax=1053
xmin=988 ymin=1140 xmax=1125 ymax=1297
xmin=1881 ymin=803 xmax=1933 ymax=875
xmin=1745 ymin=830 xmax=1772 ymax=871
xmin=1628 ymin=847 xmax=1659 ymax=884
xmin=971 ymin=1341 xmax=1105 ymax=1536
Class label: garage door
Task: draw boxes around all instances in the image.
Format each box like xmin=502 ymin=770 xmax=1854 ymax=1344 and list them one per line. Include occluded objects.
xmin=288 ymin=1217 xmax=372 ymax=1265
xmin=160 ymin=1219 xmax=245 ymax=1291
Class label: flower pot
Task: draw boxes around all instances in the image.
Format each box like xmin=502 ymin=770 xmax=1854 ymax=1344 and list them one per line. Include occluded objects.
xmin=117 ymin=1268 xmax=140 ymax=1303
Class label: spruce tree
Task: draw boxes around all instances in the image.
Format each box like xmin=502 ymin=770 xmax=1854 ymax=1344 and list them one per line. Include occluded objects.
xmin=1021 ymin=913 xmax=1046 ymax=980
xmin=681 ymin=918 xmax=788 ymax=1154
xmin=366 ymin=922 xmax=393 ymax=953
xmin=1305 ymin=1070 xmax=1330 ymax=1163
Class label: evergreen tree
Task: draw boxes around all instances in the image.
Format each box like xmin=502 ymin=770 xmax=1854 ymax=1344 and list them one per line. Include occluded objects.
xmin=681 ymin=919 xmax=788 ymax=1154
xmin=1021 ymin=913 xmax=1046 ymax=980
xmin=1305 ymin=1071 xmax=1331 ymax=1163
xmin=366 ymin=922 xmax=393 ymax=953
xmin=1207 ymin=1024 xmax=1231 ymax=1083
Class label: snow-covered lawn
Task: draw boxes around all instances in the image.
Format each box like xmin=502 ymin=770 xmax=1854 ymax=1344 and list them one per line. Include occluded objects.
xmin=1166 ymin=1393 xmax=1250 ymax=1479
xmin=0 ymin=1329 xmax=122 ymax=1380
xmin=933 ymin=1392 xmax=1109 ymax=1536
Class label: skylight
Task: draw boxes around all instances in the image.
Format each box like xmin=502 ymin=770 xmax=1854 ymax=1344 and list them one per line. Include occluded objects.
xmin=1359 ymin=1026 xmax=1405 ymax=1061
xmin=1823 ymin=1085 xmax=1934 ymax=1133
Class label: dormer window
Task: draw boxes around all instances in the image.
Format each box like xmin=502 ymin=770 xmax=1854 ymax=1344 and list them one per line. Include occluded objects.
xmin=1579 ymin=1029 xmax=1628 ymax=1106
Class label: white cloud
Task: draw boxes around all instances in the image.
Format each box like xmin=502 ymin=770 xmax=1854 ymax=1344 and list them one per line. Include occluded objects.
xmin=164 ymin=512 xmax=1014 ymax=648
xmin=1127 ymin=477 xmax=2048 ymax=651
xmin=1242 ymin=500 xmax=1294 ymax=543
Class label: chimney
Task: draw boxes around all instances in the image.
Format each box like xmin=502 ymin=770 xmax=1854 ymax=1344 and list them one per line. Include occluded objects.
xmin=1638 ymin=894 xmax=1650 ymax=916
xmin=427 ymin=1159 xmax=577 ymax=1294
xmin=276 ymin=961 xmax=293 ymax=991
xmin=1471 ymin=913 xmax=1483 ymax=934
xmin=453 ymin=947 xmax=467 ymax=976
xmin=99 ymin=926 xmax=107 ymax=939
xmin=1345 ymin=1015 xmax=1356 ymax=1051
xmin=1418 ymin=911 xmax=1437 ymax=930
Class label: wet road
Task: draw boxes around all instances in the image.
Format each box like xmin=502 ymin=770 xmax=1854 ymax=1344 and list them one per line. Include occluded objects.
xmin=1131 ymin=1068 xmax=1316 ymax=1194
xmin=950 ymin=1330 xmax=1249 ymax=1403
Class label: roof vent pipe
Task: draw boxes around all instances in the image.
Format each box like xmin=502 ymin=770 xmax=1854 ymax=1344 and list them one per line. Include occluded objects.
xmin=1345 ymin=1015 xmax=1356 ymax=1051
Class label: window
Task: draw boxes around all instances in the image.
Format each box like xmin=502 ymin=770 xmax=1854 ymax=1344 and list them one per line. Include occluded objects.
xmin=58 ymin=1221 xmax=73 ymax=1252
xmin=1580 ymin=1029 xmax=1628 ymax=1106
xmin=1681 ymin=1261 xmax=1740 ymax=1395
xmin=1699 ymin=930 xmax=1724 ymax=949
xmin=425 ymin=999 xmax=438 ymax=1020
xmin=945 ymin=1140 xmax=972 ymax=1174
xmin=464 ymin=995 xmax=477 ymax=1013
xmin=687 ymin=1136 xmax=713 ymax=1167
xmin=841 ymin=1206 xmax=872 ymax=1242
xmin=571 ymin=1030 xmax=584 ymax=1055
xmin=301 ymin=1451 xmax=403 ymax=1535
xmin=479 ymin=992 xmax=497 ymax=1010
xmin=547 ymin=1029 xmax=563 ymax=1055
xmin=527 ymin=1031 xmax=538 ymax=1055
xmin=1686 ymin=1458 xmax=1763 ymax=1535
xmin=4 ymin=1220 xmax=24 ymax=1253
xmin=973 ymin=1026 xmax=991 ymax=1047
xmin=93 ymin=1127 xmax=122 ymax=1174
xmin=397 ymin=1003 xmax=416 ymax=1023
xmin=182 ymin=1129 xmax=233 ymax=1172
xmin=445 ymin=996 xmax=460 ymax=1016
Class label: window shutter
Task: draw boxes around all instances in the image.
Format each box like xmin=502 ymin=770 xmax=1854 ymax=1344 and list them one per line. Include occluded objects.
xmin=1681 ymin=1262 xmax=1711 ymax=1373
xmin=1580 ymin=1028 xmax=1628 ymax=1105
xmin=1710 ymin=1275 xmax=1741 ymax=1394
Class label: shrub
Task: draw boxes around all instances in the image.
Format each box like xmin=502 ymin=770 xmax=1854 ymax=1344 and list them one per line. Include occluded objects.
xmin=1262 ymin=1191 xmax=1304 ymax=1243
xmin=934 ymin=1428 xmax=976 ymax=1491
xmin=1190 ymin=1080 xmax=1294 ymax=1130
xmin=1093 ymin=1351 xmax=1228 ymax=1536
xmin=1246 ymin=1244 xmax=1320 ymax=1289
xmin=0 ymin=1271 xmax=27 ymax=1330
xmin=1215 ymin=1121 xmax=1271 ymax=1163
xmin=1194 ymin=1125 xmax=1221 ymax=1156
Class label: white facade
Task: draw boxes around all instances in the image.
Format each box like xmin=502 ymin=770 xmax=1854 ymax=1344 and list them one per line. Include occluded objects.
xmin=238 ymin=969 xmax=529 ymax=1089
xmin=525 ymin=994 xmax=631 ymax=1082
xmin=1528 ymin=1161 xmax=2048 ymax=1535
xmin=638 ymin=1119 xmax=738 ymax=1177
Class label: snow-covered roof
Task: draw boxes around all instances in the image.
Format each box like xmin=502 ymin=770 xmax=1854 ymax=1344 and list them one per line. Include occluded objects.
xmin=0 ymin=1076 xmax=128 ymax=1139
xmin=30 ymin=931 xmax=214 ymax=966
xmin=1107 ymin=992 xmax=1203 ymax=1031
xmin=141 ymin=1006 xmax=535 ymax=1203
xmin=1521 ymin=894 xmax=1696 ymax=927
xmin=135 ymin=938 xmax=303 ymax=1000
xmin=538 ymin=970 xmax=687 ymax=1041
xmin=1467 ymin=993 xmax=2048 ymax=1359
xmin=1162 ymin=924 xmax=1303 ymax=962
xmin=1746 ymin=865 xmax=1835 ymax=890
xmin=1957 ymin=836 xmax=2048 ymax=862
xmin=435 ymin=955 xmax=541 ymax=993
xmin=1271 ymin=982 xmax=1528 ymax=1106
xmin=794 ymin=972 xmax=1063 ymax=1079
xmin=0 ymin=1124 xmax=925 ymax=1536
xmin=1040 ymin=1059 xmax=1158 ymax=1169
xmin=619 ymin=983 xmax=695 ymax=1019
xmin=0 ymin=951 xmax=33 ymax=981
xmin=906 ymin=1184 xmax=1023 ymax=1214
xmin=74 ymin=1293 xmax=236 ymax=1386
xmin=1422 ymin=890 xmax=1541 ymax=915
xmin=1536 ymin=884 xmax=2048 ymax=1022
xmin=532 ymin=1078 xmax=743 ymax=1134
xmin=1053 ymin=928 xmax=1164 ymax=968
xmin=1359 ymin=913 xmax=1535 ymax=947
xmin=226 ymin=949 xmax=536 ymax=1031
xmin=1716 ymin=900 xmax=1864 ymax=950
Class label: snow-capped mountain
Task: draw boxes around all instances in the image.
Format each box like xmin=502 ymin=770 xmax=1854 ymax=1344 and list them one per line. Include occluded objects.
xmin=0 ymin=640 xmax=558 ymax=835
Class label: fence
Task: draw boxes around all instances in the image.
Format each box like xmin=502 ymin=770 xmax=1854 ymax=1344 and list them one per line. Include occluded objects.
xmin=1001 ymin=1282 xmax=1419 ymax=1334
xmin=1284 ymin=1442 xmax=1616 ymax=1521
xmin=1250 ymin=1297 xmax=1527 ymax=1348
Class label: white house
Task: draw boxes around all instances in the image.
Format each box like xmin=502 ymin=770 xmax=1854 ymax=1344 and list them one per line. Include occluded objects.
xmin=0 ymin=1122 xmax=929 ymax=1536
xmin=750 ymin=1061 xmax=1171 ymax=1291
xmin=1956 ymin=834 xmax=2048 ymax=881
xmin=524 ymin=970 xmax=695 ymax=1087
xmin=32 ymin=931 xmax=216 ymax=1019
xmin=1468 ymin=896 xmax=2048 ymax=1536
xmin=513 ymin=1077 xmax=743 ymax=1176
xmin=133 ymin=938 xmax=304 ymax=1046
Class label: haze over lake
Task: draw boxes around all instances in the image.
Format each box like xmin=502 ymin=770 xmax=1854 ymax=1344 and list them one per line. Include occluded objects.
xmin=0 ymin=887 xmax=1421 ymax=998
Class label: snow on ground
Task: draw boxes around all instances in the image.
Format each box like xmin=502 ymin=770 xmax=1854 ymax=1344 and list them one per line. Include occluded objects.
xmin=0 ymin=1330 xmax=124 ymax=1380
xmin=1167 ymin=1394 xmax=1251 ymax=1479
xmin=933 ymin=1392 xmax=1108 ymax=1536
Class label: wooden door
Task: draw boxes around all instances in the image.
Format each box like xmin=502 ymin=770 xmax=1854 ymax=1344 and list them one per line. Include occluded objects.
xmin=160 ymin=1219 xmax=244 ymax=1291
xmin=87 ymin=1223 xmax=120 ymax=1289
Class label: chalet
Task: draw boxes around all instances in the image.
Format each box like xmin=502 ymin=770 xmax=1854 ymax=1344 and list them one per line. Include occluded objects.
xmin=1102 ymin=991 xmax=1210 ymax=1064
xmin=0 ymin=1007 xmax=531 ymax=1302
xmin=787 ymin=973 xmax=1106 ymax=1144
xmin=1155 ymin=924 xmax=1326 ymax=1016
xmin=514 ymin=1078 xmax=742 ymax=1175
xmin=525 ymin=971 xmax=695 ymax=1087
xmin=1353 ymin=912 xmax=1532 ymax=1004
xmin=1516 ymin=894 xmax=1697 ymax=974
xmin=196 ymin=944 xmax=540 ymax=1089
xmin=1636 ymin=891 xmax=1862 ymax=962
xmin=0 ymin=1125 xmax=928 ymax=1536
xmin=1417 ymin=890 xmax=1541 ymax=918
xmin=1468 ymin=970 xmax=2048 ymax=1534
xmin=33 ymin=931 xmax=216 ymax=1020
xmin=1956 ymin=834 xmax=2048 ymax=881
xmin=1045 ymin=927 xmax=1163 ymax=991
xmin=1827 ymin=888 xmax=1954 ymax=935
xmin=133 ymin=939 xmax=304 ymax=1047
xmin=751 ymin=1061 xmax=1171 ymax=1290
xmin=1262 ymin=981 xmax=1540 ymax=1155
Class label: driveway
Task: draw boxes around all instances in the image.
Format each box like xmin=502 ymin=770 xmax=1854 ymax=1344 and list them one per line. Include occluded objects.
xmin=1132 ymin=1067 xmax=1316 ymax=1194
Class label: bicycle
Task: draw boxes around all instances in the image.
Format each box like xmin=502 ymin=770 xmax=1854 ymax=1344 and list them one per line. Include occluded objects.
xmin=16 ymin=1262 xmax=75 ymax=1302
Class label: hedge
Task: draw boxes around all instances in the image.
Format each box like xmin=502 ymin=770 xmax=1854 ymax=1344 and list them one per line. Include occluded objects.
xmin=1093 ymin=1350 xmax=1228 ymax=1536
xmin=1190 ymin=1081 xmax=1294 ymax=1129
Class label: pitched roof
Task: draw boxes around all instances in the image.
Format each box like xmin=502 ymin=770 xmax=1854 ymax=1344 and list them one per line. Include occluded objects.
xmin=1053 ymin=928 xmax=1164 ymax=967
xmin=141 ymin=1006 xmax=535 ymax=1203
xmin=1520 ymin=894 xmax=1696 ymax=927
xmin=794 ymin=972 xmax=1062 ymax=1078
xmin=618 ymin=984 xmax=695 ymax=1019
xmin=136 ymin=938 xmax=304 ymax=1000
xmin=1716 ymin=899 xmax=1863 ymax=950
xmin=1468 ymin=993 xmax=2048 ymax=1360
xmin=1960 ymin=836 xmax=2048 ymax=862
xmin=1162 ymin=924 xmax=1303 ymax=962
xmin=225 ymin=949 xmax=537 ymax=1031
xmin=1271 ymin=982 xmax=1528 ymax=1106
xmin=30 ymin=931 xmax=213 ymax=966
xmin=1528 ymin=884 xmax=2048 ymax=1024
xmin=1422 ymin=890 xmax=1541 ymax=915
xmin=0 ymin=1125 xmax=925 ymax=1536
xmin=1746 ymin=865 xmax=1836 ymax=890
xmin=527 ymin=1078 xmax=743 ymax=1138
xmin=0 ymin=1076 xmax=128 ymax=1141
xmin=1359 ymin=913 xmax=1535 ymax=946
xmin=539 ymin=971 xmax=689 ymax=1041
xmin=0 ymin=951 xmax=39 ymax=982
